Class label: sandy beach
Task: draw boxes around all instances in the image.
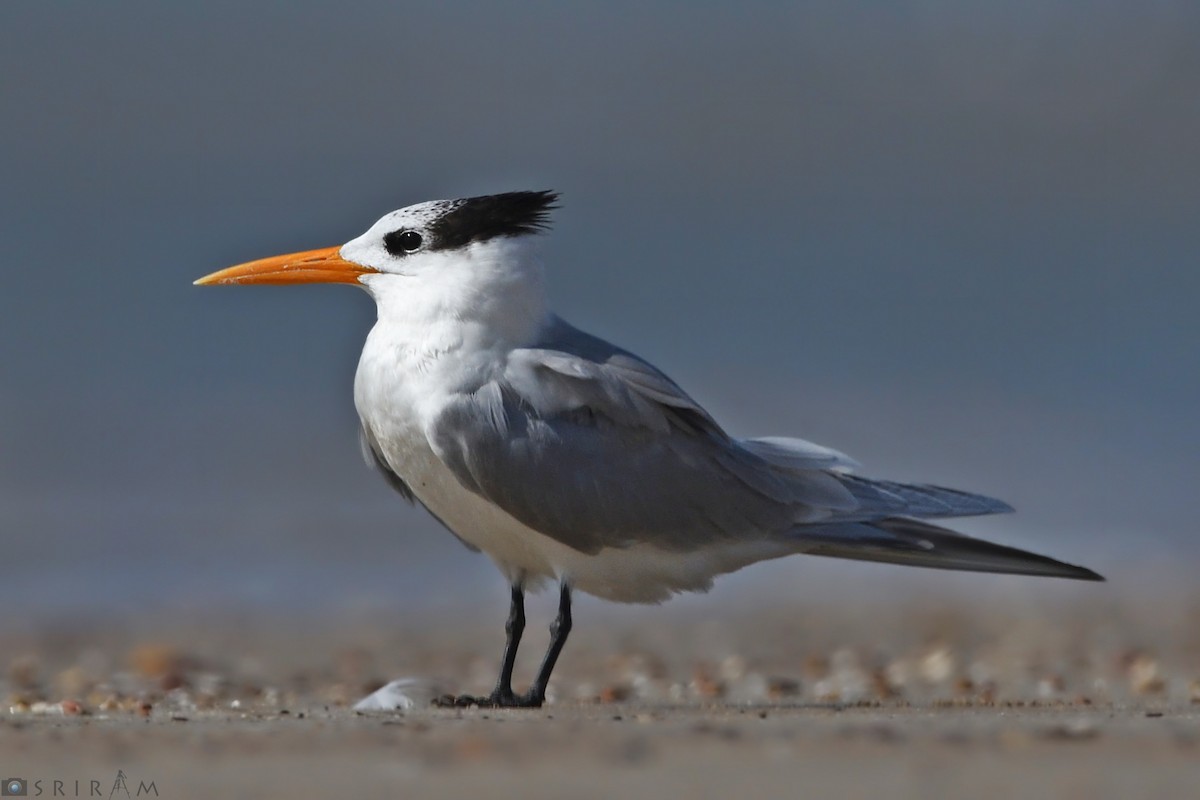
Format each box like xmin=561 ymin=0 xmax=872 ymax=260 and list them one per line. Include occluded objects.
xmin=6 ymin=703 xmax=1198 ymax=800
xmin=4 ymin=587 xmax=1198 ymax=799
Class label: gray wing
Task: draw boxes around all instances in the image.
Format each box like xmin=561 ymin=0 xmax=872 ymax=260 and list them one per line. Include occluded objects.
xmin=427 ymin=317 xmax=863 ymax=554
xmin=427 ymin=317 xmax=1016 ymax=557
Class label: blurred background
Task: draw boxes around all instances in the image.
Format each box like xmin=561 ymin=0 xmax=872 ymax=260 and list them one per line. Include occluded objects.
xmin=1 ymin=0 xmax=1196 ymax=626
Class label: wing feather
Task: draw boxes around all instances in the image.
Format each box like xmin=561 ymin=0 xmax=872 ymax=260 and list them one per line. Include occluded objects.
xmin=425 ymin=315 xmax=1015 ymax=557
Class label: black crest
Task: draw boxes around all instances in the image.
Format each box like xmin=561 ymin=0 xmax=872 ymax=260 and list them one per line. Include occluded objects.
xmin=429 ymin=191 xmax=558 ymax=251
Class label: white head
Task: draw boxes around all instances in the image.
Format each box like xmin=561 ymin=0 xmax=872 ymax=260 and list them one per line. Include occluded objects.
xmin=196 ymin=191 xmax=559 ymax=335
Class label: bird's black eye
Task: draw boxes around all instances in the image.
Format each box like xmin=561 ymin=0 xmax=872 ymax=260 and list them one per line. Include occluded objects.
xmin=384 ymin=230 xmax=423 ymax=255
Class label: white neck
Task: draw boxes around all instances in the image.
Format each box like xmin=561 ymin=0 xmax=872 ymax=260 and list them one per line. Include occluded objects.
xmin=358 ymin=236 xmax=550 ymax=372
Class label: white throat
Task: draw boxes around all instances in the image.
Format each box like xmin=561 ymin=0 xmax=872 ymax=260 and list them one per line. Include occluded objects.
xmin=359 ymin=236 xmax=549 ymax=359
xmin=353 ymin=234 xmax=551 ymax=433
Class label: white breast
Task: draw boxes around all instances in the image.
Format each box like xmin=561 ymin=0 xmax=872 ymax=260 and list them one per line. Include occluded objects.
xmin=353 ymin=319 xmax=562 ymax=583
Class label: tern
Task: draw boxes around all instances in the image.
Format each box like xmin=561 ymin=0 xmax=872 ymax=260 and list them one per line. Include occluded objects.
xmin=196 ymin=191 xmax=1103 ymax=708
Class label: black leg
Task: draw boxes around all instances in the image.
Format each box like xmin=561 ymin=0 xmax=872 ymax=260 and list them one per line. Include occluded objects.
xmin=491 ymin=584 xmax=526 ymax=701
xmin=433 ymin=583 xmax=573 ymax=709
xmin=523 ymin=583 xmax=572 ymax=707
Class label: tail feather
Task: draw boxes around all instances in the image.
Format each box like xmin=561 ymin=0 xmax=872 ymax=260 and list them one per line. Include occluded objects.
xmin=790 ymin=517 xmax=1104 ymax=581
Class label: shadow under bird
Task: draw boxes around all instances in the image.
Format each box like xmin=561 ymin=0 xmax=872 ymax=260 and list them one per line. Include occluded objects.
xmin=196 ymin=191 xmax=1103 ymax=708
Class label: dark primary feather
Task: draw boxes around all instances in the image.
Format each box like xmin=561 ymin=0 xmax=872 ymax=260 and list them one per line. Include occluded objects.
xmin=791 ymin=517 xmax=1103 ymax=581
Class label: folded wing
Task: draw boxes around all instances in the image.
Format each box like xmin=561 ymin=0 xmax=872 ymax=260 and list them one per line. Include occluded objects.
xmin=423 ymin=316 xmax=1099 ymax=580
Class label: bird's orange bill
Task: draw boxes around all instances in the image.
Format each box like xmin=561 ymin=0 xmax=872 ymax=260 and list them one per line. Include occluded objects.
xmin=194 ymin=246 xmax=376 ymax=286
